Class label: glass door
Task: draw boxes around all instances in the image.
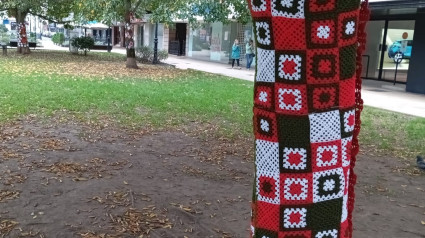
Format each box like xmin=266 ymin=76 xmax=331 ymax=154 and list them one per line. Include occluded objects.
xmin=363 ymin=20 xmax=386 ymax=79
xmin=381 ymin=20 xmax=415 ymax=83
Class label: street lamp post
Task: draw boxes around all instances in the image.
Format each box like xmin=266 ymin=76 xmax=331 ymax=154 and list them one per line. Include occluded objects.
xmin=108 ymin=27 xmax=111 ymax=53
xmin=153 ymin=22 xmax=158 ymax=64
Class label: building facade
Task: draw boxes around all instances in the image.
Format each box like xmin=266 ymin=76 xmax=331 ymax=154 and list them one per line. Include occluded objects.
xmin=134 ymin=1 xmax=425 ymax=94
xmin=187 ymin=22 xmax=255 ymax=66
xmin=134 ymin=23 xmax=169 ymax=52
xmin=133 ymin=21 xmax=256 ymax=67
xmin=362 ymin=0 xmax=425 ymax=94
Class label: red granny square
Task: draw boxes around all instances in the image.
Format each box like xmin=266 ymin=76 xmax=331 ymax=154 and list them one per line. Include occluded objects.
xmin=275 ymin=83 xmax=308 ymax=115
xmin=342 ymin=137 xmax=352 ymax=168
xmin=339 ymin=77 xmax=356 ymax=108
xmin=273 ymin=18 xmax=306 ymax=50
xmin=279 ymin=230 xmax=312 ymax=238
xmin=311 ymin=140 xmax=342 ymax=172
xmin=249 ymin=0 xmax=272 ymax=18
xmin=255 ymin=201 xmax=280 ymax=231
xmin=311 ymin=19 xmax=337 ymax=46
xmin=307 ymin=48 xmax=339 ymax=84
xmin=280 ymin=173 xmax=313 ymax=205
xmin=308 ymin=0 xmax=336 ymax=13
xmin=338 ymin=10 xmax=360 ymax=47
xmin=309 ymin=85 xmax=339 ymax=111
xmin=255 ymin=85 xmax=274 ymax=110
xmin=254 ymin=108 xmax=278 ymax=142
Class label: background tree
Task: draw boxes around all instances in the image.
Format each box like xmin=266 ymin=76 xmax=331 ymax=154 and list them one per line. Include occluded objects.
xmin=0 ymin=0 xmax=75 ymax=53
xmin=75 ymin=0 xmax=147 ymax=68
xmin=75 ymin=0 xmax=249 ymax=69
xmin=148 ymin=0 xmax=251 ymax=27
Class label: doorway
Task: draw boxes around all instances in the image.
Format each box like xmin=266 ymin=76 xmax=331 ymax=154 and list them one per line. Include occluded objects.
xmin=168 ymin=23 xmax=187 ymax=56
xmin=113 ymin=26 xmax=120 ymax=46
xmin=363 ymin=19 xmax=415 ymax=83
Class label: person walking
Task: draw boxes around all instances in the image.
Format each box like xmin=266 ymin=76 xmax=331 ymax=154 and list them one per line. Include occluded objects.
xmin=245 ymin=39 xmax=254 ymax=70
xmin=231 ymin=39 xmax=241 ymax=69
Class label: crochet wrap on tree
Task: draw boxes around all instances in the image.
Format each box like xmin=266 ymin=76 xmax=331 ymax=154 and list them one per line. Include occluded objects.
xmin=249 ymin=0 xmax=369 ymax=237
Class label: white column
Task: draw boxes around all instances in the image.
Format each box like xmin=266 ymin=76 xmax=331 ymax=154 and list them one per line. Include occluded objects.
xmin=134 ymin=25 xmax=139 ymax=48
xmin=163 ymin=25 xmax=169 ymax=51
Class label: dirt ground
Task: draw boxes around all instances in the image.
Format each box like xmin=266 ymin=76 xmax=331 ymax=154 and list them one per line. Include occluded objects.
xmin=0 ymin=117 xmax=424 ymax=238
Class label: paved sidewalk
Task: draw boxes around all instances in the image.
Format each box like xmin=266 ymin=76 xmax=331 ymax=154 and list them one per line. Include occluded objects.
xmin=165 ymin=55 xmax=256 ymax=81
xmin=40 ymin=37 xmax=67 ymax=51
xmin=361 ymin=81 xmax=425 ymax=118
xmin=165 ymin=55 xmax=425 ymax=118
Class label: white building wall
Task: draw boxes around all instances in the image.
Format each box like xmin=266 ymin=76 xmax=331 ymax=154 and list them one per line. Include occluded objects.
xmin=134 ymin=26 xmax=139 ymax=48
xmin=186 ymin=24 xmax=190 ymax=56
xmin=163 ymin=25 xmax=169 ymax=51
xmin=144 ymin=24 xmax=151 ymax=47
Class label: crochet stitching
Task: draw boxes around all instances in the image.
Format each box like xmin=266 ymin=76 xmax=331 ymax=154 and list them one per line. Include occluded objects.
xmin=249 ymin=0 xmax=368 ymax=237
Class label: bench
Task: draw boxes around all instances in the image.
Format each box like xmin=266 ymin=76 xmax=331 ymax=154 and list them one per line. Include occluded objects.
xmin=9 ymin=41 xmax=37 ymax=49
xmin=92 ymin=45 xmax=113 ymax=51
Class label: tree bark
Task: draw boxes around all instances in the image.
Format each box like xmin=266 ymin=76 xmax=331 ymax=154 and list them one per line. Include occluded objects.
xmin=124 ymin=0 xmax=138 ymax=69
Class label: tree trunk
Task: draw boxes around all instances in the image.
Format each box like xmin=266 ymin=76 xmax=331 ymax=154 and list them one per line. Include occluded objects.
xmin=248 ymin=0 xmax=369 ymax=238
xmin=124 ymin=0 xmax=138 ymax=69
xmin=126 ymin=47 xmax=137 ymax=68
xmin=16 ymin=10 xmax=30 ymax=54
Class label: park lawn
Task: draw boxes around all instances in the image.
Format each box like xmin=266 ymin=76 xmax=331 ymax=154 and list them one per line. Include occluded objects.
xmin=361 ymin=107 xmax=425 ymax=159
xmin=0 ymin=51 xmax=424 ymax=159
xmin=0 ymin=51 xmax=253 ymax=138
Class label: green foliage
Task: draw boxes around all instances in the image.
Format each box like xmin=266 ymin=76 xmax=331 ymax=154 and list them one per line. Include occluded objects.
xmin=158 ymin=50 xmax=168 ymax=62
xmin=136 ymin=46 xmax=153 ymax=62
xmin=0 ymin=24 xmax=8 ymax=33
xmin=136 ymin=46 xmax=168 ymax=63
xmin=0 ymin=32 xmax=10 ymax=45
xmin=0 ymin=0 xmax=75 ymax=23
xmin=52 ymin=33 xmax=65 ymax=45
xmin=74 ymin=0 xmax=250 ymax=27
xmin=0 ymin=24 xmax=10 ymax=45
xmin=71 ymin=36 xmax=95 ymax=55
xmin=156 ymin=0 xmax=251 ymax=26
xmin=29 ymin=32 xmax=37 ymax=43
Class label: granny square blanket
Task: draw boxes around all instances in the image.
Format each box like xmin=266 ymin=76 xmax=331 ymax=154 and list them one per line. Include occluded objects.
xmin=248 ymin=0 xmax=369 ymax=237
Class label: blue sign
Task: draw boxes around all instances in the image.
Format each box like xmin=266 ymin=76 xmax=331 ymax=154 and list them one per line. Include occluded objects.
xmin=3 ymin=19 xmax=10 ymax=25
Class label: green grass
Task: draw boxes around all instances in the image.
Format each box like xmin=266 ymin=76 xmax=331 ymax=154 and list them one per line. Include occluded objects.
xmin=360 ymin=107 xmax=425 ymax=158
xmin=0 ymin=73 xmax=254 ymax=135
xmin=0 ymin=51 xmax=424 ymax=158
xmin=0 ymin=52 xmax=253 ymax=137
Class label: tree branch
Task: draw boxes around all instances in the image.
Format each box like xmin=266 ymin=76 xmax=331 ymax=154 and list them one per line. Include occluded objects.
xmin=27 ymin=10 xmax=71 ymax=24
xmin=133 ymin=0 xmax=144 ymax=12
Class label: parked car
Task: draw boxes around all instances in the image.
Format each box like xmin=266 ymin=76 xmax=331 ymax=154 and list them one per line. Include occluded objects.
xmin=388 ymin=40 xmax=413 ymax=63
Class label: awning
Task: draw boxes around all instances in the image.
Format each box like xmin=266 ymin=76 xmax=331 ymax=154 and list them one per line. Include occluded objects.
xmin=369 ymin=0 xmax=425 ymax=9
xmin=82 ymin=23 xmax=110 ymax=29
